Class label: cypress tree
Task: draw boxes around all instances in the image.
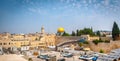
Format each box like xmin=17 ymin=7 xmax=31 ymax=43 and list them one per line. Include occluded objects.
xmin=76 ymin=29 xmax=79 ymax=36
xmin=71 ymin=31 xmax=76 ymax=36
xmin=112 ymin=21 xmax=120 ymax=40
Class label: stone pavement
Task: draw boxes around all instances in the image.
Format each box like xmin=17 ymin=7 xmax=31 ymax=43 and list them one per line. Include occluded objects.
xmin=0 ymin=54 xmax=27 ymax=61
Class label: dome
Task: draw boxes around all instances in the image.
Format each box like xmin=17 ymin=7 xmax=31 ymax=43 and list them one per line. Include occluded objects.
xmin=57 ymin=27 xmax=64 ymax=33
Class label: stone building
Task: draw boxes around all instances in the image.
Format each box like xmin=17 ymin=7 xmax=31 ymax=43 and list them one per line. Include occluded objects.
xmin=0 ymin=26 xmax=56 ymax=51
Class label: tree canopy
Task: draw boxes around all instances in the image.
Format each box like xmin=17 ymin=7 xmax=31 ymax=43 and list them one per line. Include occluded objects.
xmin=96 ymin=31 xmax=101 ymax=36
xmin=62 ymin=31 xmax=70 ymax=36
xmin=57 ymin=27 xmax=95 ymax=36
xmin=76 ymin=28 xmax=95 ymax=36
xmin=71 ymin=31 xmax=76 ymax=36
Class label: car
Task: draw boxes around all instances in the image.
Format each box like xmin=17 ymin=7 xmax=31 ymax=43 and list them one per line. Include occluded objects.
xmin=37 ymin=55 xmax=50 ymax=59
xmin=79 ymin=55 xmax=95 ymax=60
xmin=62 ymin=53 xmax=73 ymax=57
xmin=57 ymin=58 xmax=65 ymax=61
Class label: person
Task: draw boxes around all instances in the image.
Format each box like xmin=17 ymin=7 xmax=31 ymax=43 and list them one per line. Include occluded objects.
xmin=92 ymin=56 xmax=98 ymax=61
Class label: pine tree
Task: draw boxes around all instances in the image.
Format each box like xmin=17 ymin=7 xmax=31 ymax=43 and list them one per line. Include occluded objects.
xmin=112 ymin=21 xmax=120 ymax=40
xmin=76 ymin=29 xmax=79 ymax=36
xmin=71 ymin=31 xmax=76 ymax=36
xmin=96 ymin=31 xmax=101 ymax=36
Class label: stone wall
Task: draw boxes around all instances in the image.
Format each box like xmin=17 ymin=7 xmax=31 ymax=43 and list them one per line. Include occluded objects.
xmin=89 ymin=36 xmax=99 ymax=41
xmin=89 ymin=40 xmax=120 ymax=53
xmin=100 ymin=37 xmax=112 ymax=41
xmin=55 ymin=36 xmax=120 ymax=53
xmin=55 ymin=36 xmax=82 ymax=45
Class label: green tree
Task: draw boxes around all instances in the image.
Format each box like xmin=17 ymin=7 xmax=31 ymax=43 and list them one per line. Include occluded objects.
xmin=62 ymin=31 xmax=70 ymax=36
xmin=92 ymin=40 xmax=99 ymax=45
xmin=78 ymin=28 xmax=95 ymax=36
xmin=71 ymin=31 xmax=76 ymax=36
xmin=112 ymin=21 xmax=120 ymax=40
xmin=76 ymin=29 xmax=79 ymax=36
xmin=96 ymin=31 xmax=101 ymax=36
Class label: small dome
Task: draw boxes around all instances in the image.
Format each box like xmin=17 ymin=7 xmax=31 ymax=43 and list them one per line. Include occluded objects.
xmin=57 ymin=27 xmax=64 ymax=33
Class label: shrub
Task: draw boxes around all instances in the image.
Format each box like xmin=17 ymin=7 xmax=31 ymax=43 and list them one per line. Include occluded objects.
xmin=83 ymin=41 xmax=89 ymax=44
xmin=92 ymin=40 xmax=99 ymax=45
xmin=92 ymin=39 xmax=106 ymax=45
xmin=28 ymin=58 xmax=33 ymax=61
xmin=99 ymin=40 xmax=104 ymax=42
xmin=99 ymin=49 xmax=104 ymax=53
xmin=79 ymin=42 xmax=83 ymax=47
xmin=104 ymin=40 xmax=110 ymax=43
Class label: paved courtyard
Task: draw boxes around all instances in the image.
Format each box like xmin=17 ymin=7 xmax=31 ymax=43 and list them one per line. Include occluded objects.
xmin=0 ymin=51 xmax=85 ymax=61
xmin=0 ymin=54 xmax=27 ymax=61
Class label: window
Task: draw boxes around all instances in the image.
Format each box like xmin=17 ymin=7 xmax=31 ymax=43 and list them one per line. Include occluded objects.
xmin=0 ymin=43 xmax=2 ymax=45
xmin=9 ymin=43 xmax=10 ymax=45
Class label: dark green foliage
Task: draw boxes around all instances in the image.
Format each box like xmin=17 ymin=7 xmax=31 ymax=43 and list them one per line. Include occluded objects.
xmin=92 ymin=39 xmax=109 ymax=45
xmin=79 ymin=42 xmax=83 ymax=47
xmin=58 ymin=27 xmax=95 ymax=36
xmin=76 ymin=28 xmax=95 ymax=36
xmin=78 ymin=41 xmax=89 ymax=47
xmin=92 ymin=39 xmax=103 ymax=45
xmin=104 ymin=40 xmax=110 ymax=43
xmin=83 ymin=41 xmax=89 ymax=44
xmin=92 ymin=40 xmax=99 ymax=45
xmin=99 ymin=39 xmax=104 ymax=42
xmin=99 ymin=49 xmax=104 ymax=53
xmin=76 ymin=29 xmax=79 ymax=36
xmin=96 ymin=31 xmax=101 ymax=36
xmin=112 ymin=21 xmax=120 ymax=40
xmin=62 ymin=31 xmax=70 ymax=36
xmin=71 ymin=31 xmax=76 ymax=36
xmin=28 ymin=58 xmax=33 ymax=61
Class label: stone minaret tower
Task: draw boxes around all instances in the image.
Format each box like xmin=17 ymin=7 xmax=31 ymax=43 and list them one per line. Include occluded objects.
xmin=41 ymin=26 xmax=44 ymax=34
xmin=41 ymin=26 xmax=45 ymax=37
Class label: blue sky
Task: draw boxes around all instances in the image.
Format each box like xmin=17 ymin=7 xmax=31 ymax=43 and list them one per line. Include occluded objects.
xmin=0 ymin=0 xmax=120 ymax=34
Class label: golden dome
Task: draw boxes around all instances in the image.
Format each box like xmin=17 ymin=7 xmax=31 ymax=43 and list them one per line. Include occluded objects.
xmin=57 ymin=27 xmax=64 ymax=33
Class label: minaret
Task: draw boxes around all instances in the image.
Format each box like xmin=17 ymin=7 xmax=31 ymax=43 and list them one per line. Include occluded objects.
xmin=41 ymin=26 xmax=44 ymax=34
xmin=41 ymin=26 xmax=45 ymax=37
